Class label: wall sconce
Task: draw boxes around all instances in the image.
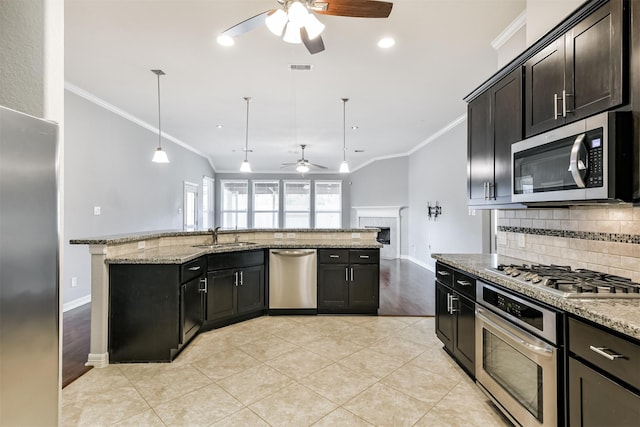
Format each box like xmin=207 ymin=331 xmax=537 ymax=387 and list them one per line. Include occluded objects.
xmin=427 ymin=202 xmax=442 ymax=220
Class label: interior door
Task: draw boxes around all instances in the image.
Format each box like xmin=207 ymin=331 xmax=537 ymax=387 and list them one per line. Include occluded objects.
xmin=184 ymin=181 xmax=198 ymax=231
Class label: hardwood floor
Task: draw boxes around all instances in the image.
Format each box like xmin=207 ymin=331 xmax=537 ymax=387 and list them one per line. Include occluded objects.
xmin=379 ymin=258 xmax=435 ymax=316
xmin=62 ymin=303 xmax=92 ymax=388
xmin=62 ymin=258 xmax=435 ymax=386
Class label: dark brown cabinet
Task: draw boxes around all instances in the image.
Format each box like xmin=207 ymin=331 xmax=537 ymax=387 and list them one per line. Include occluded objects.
xmin=205 ymin=250 xmax=265 ymax=325
xmin=435 ymin=263 xmax=475 ymax=377
xmin=567 ymin=317 xmax=640 ymax=426
xmin=109 ymin=256 xmax=205 ymax=363
xmin=468 ymin=67 xmax=522 ymax=206
xmin=317 ymin=249 xmax=379 ymax=314
xmin=525 ymin=0 xmax=625 ymax=137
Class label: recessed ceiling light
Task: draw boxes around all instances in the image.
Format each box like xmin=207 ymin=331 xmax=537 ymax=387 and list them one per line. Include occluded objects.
xmin=351 ymin=125 xmax=359 ymax=130
xmin=377 ymin=37 xmax=395 ymax=49
xmin=216 ymin=124 xmax=223 ymax=129
xmin=217 ymin=34 xmax=234 ymax=47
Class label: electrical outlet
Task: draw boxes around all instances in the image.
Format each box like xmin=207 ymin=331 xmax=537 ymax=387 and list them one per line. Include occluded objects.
xmin=71 ymin=277 xmax=78 ymax=288
xmin=273 ymin=233 xmax=284 ymax=239
xmin=93 ymin=206 xmax=101 ymax=215
xmin=286 ymin=233 xmax=296 ymax=239
xmin=517 ymin=233 xmax=526 ymax=248
xmin=498 ymin=233 xmax=507 ymax=246
xmin=351 ymin=232 xmax=361 ymax=239
xmin=468 ymin=208 xmax=476 ymax=216
xmin=138 ymin=241 xmax=146 ymax=249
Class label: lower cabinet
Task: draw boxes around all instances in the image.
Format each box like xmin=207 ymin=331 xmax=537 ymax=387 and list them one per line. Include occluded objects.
xmin=205 ymin=250 xmax=265 ymax=326
xmin=435 ymin=263 xmax=475 ymax=377
xmin=317 ymin=249 xmax=380 ymax=314
xmin=567 ymin=317 xmax=640 ymax=426
xmin=109 ymin=256 xmax=205 ymax=363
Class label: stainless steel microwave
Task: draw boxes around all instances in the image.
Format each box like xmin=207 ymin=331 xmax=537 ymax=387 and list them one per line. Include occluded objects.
xmin=512 ymin=111 xmax=634 ymax=204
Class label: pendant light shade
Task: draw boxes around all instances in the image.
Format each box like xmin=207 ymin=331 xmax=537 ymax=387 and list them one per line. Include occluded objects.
xmin=151 ymin=69 xmax=169 ymax=163
xmin=240 ymin=97 xmax=252 ymax=172
xmin=339 ymin=98 xmax=350 ymax=173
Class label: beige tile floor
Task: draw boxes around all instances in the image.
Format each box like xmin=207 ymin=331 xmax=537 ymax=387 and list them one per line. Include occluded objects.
xmin=62 ymin=316 xmax=511 ymax=426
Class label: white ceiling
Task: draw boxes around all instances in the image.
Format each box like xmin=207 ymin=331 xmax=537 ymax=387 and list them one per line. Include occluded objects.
xmin=65 ymin=0 xmax=526 ymax=173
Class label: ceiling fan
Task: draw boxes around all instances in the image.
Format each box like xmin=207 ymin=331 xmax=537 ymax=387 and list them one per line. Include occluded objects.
xmin=281 ymin=144 xmax=328 ymax=173
xmin=218 ymin=0 xmax=393 ymax=54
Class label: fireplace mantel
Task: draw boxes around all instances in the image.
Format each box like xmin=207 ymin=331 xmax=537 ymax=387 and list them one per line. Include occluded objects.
xmin=353 ymin=206 xmax=407 ymax=259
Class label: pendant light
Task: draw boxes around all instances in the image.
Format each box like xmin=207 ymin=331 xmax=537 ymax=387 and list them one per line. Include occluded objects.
xmin=239 ymin=97 xmax=252 ymax=172
xmin=339 ymin=98 xmax=350 ymax=173
xmin=151 ymin=69 xmax=169 ymax=163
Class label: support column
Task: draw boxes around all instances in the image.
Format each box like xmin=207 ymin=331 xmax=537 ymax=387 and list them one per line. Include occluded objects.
xmin=86 ymin=245 xmax=109 ymax=367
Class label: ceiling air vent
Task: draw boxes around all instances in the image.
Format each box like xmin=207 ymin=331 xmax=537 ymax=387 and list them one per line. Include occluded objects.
xmin=289 ymin=64 xmax=313 ymax=71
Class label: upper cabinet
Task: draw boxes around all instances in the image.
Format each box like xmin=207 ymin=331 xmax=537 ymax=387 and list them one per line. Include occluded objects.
xmin=525 ymin=0 xmax=626 ymax=137
xmin=468 ymin=68 xmax=523 ymax=206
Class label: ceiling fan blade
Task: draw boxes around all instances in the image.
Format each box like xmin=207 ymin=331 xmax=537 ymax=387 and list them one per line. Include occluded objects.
xmin=221 ymin=10 xmax=274 ymax=38
xmin=310 ymin=163 xmax=329 ymax=169
xmin=280 ymin=163 xmax=297 ymax=167
xmin=301 ymin=28 xmax=325 ymax=55
xmin=312 ymin=0 xmax=393 ymax=18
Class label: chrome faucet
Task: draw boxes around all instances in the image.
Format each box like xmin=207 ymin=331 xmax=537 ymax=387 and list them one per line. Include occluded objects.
xmin=209 ymin=226 xmax=221 ymax=245
xmin=234 ymin=225 xmax=240 ymax=243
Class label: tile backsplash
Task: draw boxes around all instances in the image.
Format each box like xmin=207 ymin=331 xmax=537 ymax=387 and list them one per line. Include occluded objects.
xmin=497 ymin=206 xmax=640 ymax=282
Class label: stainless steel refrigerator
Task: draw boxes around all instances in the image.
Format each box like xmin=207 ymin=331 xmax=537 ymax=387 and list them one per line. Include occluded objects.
xmin=0 ymin=106 xmax=60 ymax=425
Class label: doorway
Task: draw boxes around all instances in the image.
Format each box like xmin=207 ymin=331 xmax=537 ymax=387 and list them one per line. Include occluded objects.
xmin=184 ymin=181 xmax=198 ymax=231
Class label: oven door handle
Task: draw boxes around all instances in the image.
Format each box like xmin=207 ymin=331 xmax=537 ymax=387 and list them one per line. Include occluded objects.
xmin=568 ymin=133 xmax=587 ymax=188
xmin=477 ymin=308 xmax=553 ymax=356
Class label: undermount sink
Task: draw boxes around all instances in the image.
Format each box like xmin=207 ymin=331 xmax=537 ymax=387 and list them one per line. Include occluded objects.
xmin=192 ymin=242 xmax=256 ymax=249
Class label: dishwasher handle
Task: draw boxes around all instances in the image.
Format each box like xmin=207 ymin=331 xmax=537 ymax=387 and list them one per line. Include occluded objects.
xmin=270 ymin=250 xmax=316 ymax=257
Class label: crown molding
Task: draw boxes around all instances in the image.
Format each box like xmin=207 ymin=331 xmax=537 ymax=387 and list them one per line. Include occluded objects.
xmin=491 ymin=10 xmax=527 ymax=51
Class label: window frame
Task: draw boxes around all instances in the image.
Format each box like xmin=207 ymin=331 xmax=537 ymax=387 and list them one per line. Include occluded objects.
xmin=252 ymin=180 xmax=280 ymax=229
xmin=202 ymin=176 xmax=215 ymax=230
xmin=220 ymin=179 xmax=249 ymax=229
xmin=283 ymin=180 xmax=311 ymax=229
xmin=314 ymin=180 xmax=342 ymax=229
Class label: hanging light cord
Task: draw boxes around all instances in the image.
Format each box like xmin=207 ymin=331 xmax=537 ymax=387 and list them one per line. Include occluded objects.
xmin=342 ymin=98 xmax=348 ymax=162
xmin=244 ymin=97 xmax=251 ymax=161
xmin=152 ymin=69 xmax=166 ymax=150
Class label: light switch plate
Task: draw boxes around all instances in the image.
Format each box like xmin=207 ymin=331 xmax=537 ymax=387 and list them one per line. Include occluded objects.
xmin=351 ymin=233 xmax=361 ymax=239
xmin=93 ymin=206 xmax=101 ymax=215
xmin=138 ymin=241 xmax=146 ymax=249
xmin=274 ymin=233 xmax=284 ymax=239
xmin=286 ymin=233 xmax=296 ymax=239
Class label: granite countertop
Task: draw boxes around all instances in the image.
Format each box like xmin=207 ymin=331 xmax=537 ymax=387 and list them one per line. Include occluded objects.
xmin=432 ymin=253 xmax=640 ymax=341
xmin=70 ymin=228 xmax=379 ymax=246
xmin=107 ymin=241 xmax=382 ymax=264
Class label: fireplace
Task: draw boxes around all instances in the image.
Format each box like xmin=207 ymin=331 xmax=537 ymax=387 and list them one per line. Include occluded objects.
xmin=354 ymin=206 xmax=406 ymax=259
xmin=366 ymin=226 xmax=390 ymax=244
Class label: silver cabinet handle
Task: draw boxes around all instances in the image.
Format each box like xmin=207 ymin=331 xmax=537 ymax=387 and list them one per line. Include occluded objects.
xmin=329 ymin=255 xmax=340 ymax=258
xmin=554 ymin=93 xmax=559 ymax=119
xmin=188 ymin=266 xmax=201 ymax=271
xmin=450 ymin=295 xmax=458 ymax=313
xmin=234 ymin=271 xmax=238 ymax=287
xmin=568 ymin=133 xmax=587 ymax=188
xmin=456 ymin=280 xmax=472 ymax=287
xmin=437 ymin=270 xmax=450 ymax=277
xmin=359 ymin=255 xmax=370 ymax=259
xmin=477 ymin=308 xmax=553 ymax=355
xmin=199 ymin=277 xmax=207 ymax=293
xmin=483 ymin=181 xmax=488 ymax=200
xmin=345 ymin=268 xmax=349 ymax=282
xmin=562 ymin=89 xmax=567 ymax=117
xmin=488 ymin=182 xmax=494 ymax=200
xmin=589 ymin=346 xmax=624 ymax=361
xmin=350 ymin=268 xmax=354 ymax=282
xmin=240 ymin=270 xmax=244 ymax=286
xmin=446 ymin=293 xmax=451 ymax=313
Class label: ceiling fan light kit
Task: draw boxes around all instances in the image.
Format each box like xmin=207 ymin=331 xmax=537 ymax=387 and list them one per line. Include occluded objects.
xmin=151 ymin=69 xmax=169 ymax=164
xmin=219 ymin=0 xmax=392 ymax=54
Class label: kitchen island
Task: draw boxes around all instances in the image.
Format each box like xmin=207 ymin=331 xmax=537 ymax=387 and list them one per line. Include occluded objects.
xmin=71 ymin=229 xmax=382 ymax=367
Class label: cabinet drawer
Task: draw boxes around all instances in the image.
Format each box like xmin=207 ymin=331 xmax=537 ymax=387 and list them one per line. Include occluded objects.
xmin=318 ymin=249 xmax=349 ymax=264
xmin=181 ymin=257 xmax=206 ymax=283
xmin=208 ymin=249 xmax=264 ymax=271
xmin=349 ymin=249 xmax=379 ymax=264
xmin=435 ymin=263 xmax=454 ymax=287
xmin=453 ymin=271 xmax=475 ymax=299
xmin=569 ymin=317 xmax=640 ymax=390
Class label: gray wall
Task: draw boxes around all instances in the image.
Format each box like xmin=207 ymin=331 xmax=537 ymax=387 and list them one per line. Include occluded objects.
xmin=407 ymin=121 xmax=489 ymax=270
xmin=64 ymin=91 xmax=214 ymax=306
xmin=214 ymin=172 xmax=351 ymax=229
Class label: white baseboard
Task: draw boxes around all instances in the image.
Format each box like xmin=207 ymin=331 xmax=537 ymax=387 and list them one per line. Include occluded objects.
xmin=400 ymin=255 xmax=435 ymax=273
xmin=86 ymin=352 xmax=109 ymax=368
xmin=63 ymin=295 xmax=91 ymax=312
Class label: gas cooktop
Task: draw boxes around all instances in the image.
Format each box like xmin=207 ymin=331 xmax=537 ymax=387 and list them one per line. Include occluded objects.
xmin=487 ymin=264 xmax=640 ymax=298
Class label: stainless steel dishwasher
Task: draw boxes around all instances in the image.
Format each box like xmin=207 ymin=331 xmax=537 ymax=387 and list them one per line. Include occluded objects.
xmin=269 ymin=249 xmax=317 ymax=311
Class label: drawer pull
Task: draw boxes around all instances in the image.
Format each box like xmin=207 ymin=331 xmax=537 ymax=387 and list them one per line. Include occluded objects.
xmin=329 ymin=255 xmax=340 ymax=258
xmin=359 ymin=255 xmax=370 ymax=259
xmin=456 ymin=280 xmax=472 ymax=287
xmin=437 ymin=270 xmax=450 ymax=276
xmin=188 ymin=266 xmax=201 ymax=271
xmin=589 ymin=346 xmax=624 ymax=361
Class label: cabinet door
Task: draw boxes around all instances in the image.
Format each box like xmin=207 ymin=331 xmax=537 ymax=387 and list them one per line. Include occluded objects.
xmin=349 ymin=264 xmax=379 ymax=310
xmin=180 ymin=276 xmax=203 ymax=344
xmin=565 ymin=0 xmax=624 ymax=121
xmin=206 ymin=269 xmax=236 ymax=321
xmin=236 ymin=265 xmax=265 ymax=315
xmin=568 ymin=357 xmax=640 ymax=426
xmin=467 ymin=90 xmax=492 ymax=204
xmin=525 ymin=39 xmax=566 ymax=136
xmin=453 ymin=293 xmax=475 ymax=376
xmin=318 ymin=264 xmax=349 ymax=309
xmin=435 ymin=282 xmax=454 ymax=351
xmin=491 ymin=68 xmax=522 ymax=203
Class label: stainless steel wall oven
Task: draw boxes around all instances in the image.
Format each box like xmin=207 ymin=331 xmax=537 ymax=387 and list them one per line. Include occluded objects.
xmin=475 ymin=281 xmax=563 ymax=426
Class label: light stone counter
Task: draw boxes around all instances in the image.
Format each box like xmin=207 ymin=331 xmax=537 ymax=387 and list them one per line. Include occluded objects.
xmin=432 ymin=253 xmax=640 ymax=341
xmin=71 ymin=229 xmax=382 ymax=367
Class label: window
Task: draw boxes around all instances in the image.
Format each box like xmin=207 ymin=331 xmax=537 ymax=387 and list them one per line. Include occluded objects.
xmin=315 ymin=181 xmax=342 ymax=228
xmin=253 ymin=181 xmax=279 ymax=228
xmin=284 ymin=181 xmax=310 ymax=228
xmin=183 ymin=182 xmax=199 ymax=231
xmin=202 ymin=176 xmax=214 ymax=230
xmin=220 ymin=180 xmax=248 ymax=229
